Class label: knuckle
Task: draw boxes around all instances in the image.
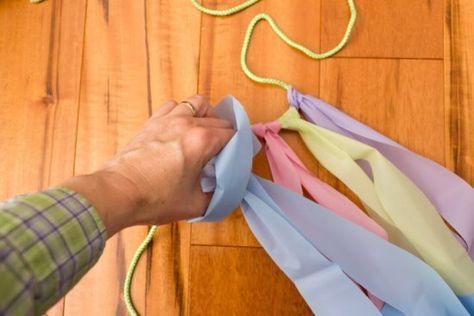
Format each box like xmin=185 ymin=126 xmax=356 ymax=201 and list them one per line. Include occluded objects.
xmin=172 ymin=116 xmax=193 ymax=129
xmin=193 ymin=127 xmax=213 ymax=142
xmin=145 ymin=115 xmax=162 ymax=127
xmin=183 ymin=127 xmax=212 ymax=154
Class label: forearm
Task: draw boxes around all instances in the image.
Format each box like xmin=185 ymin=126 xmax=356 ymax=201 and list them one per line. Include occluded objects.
xmin=62 ymin=170 xmax=144 ymax=238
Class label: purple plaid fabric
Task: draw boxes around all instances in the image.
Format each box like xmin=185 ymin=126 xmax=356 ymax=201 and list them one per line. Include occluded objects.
xmin=0 ymin=187 xmax=107 ymax=315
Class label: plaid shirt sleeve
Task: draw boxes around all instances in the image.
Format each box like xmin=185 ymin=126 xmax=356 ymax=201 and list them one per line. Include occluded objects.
xmin=0 ymin=187 xmax=108 ymax=315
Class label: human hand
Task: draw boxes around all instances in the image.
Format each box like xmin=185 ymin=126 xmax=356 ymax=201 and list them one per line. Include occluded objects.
xmin=62 ymin=95 xmax=234 ymax=237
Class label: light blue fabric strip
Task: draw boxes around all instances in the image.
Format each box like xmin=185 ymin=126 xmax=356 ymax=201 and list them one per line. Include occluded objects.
xmin=252 ymin=175 xmax=468 ymax=316
xmin=191 ymin=96 xmax=469 ymax=316
xmin=189 ymin=96 xmax=256 ymax=222
xmin=242 ymin=187 xmax=379 ymax=315
xmin=459 ymin=294 xmax=474 ymax=314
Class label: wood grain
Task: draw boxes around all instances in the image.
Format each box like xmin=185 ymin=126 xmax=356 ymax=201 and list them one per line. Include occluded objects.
xmin=144 ymin=0 xmax=201 ymax=314
xmin=44 ymin=1 xmax=89 ymax=314
xmin=62 ymin=0 xmax=151 ymax=314
xmin=320 ymin=58 xmax=445 ymax=161
xmin=445 ymin=0 xmax=474 ymax=185
xmin=321 ymin=0 xmax=444 ymax=59
xmin=189 ymin=246 xmax=312 ymax=315
xmin=0 ymin=0 xmax=86 ymax=313
xmin=0 ymin=0 xmax=58 ymax=199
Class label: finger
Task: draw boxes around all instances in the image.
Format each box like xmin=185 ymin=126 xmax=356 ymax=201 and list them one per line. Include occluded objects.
xmin=152 ymin=100 xmax=177 ymax=118
xmin=202 ymin=104 xmax=219 ymax=118
xmin=194 ymin=117 xmax=233 ymax=129
xmin=200 ymin=128 xmax=235 ymax=163
xmin=170 ymin=95 xmax=210 ymax=117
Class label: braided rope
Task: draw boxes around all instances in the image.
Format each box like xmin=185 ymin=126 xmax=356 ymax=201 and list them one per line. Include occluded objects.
xmin=241 ymin=1 xmax=357 ymax=89
xmin=123 ymin=225 xmax=157 ymax=316
xmin=190 ymin=0 xmax=261 ymax=16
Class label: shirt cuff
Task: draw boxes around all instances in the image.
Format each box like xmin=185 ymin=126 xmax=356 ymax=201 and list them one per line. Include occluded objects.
xmin=0 ymin=187 xmax=107 ymax=315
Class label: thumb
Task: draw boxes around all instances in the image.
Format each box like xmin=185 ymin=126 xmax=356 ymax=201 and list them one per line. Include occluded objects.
xmin=189 ymin=186 xmax=212 ymax=218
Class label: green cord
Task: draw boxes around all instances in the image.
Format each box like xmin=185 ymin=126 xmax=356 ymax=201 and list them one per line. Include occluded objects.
xmin=241 ymin=0 xmax=357 ymax=90
xmin=190 ymin=0 xmax=261 ymax=16
xmin=124 ymin=225 xmax=157 ymax=316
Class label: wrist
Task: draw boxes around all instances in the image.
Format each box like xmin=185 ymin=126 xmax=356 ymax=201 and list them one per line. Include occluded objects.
xmin=61 ymin=170 xmax=144 ymax=237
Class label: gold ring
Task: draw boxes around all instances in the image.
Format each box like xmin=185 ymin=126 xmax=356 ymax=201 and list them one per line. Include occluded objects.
xmin=180 ymin=100 xmax=197 ymax=116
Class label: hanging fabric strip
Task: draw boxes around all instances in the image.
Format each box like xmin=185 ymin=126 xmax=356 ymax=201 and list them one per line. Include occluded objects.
xmin=192 ymin=96 xmax=468 ymax=315
xmin=279 ymin=107 xmax=474 ymax=311
xmin=287 ymin=87 xmax=474 ymax=259
xmin=252 ymin=121 xmax=387 ymax=239
xmin=252 ymin=121 xmax=386 ymax=309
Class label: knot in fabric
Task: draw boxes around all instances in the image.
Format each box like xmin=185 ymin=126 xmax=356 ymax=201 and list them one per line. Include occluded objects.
xmin=287 ymin=85 xmax=305 ymax=110
xmin=251 ymin=121 xmax=281 ymax=138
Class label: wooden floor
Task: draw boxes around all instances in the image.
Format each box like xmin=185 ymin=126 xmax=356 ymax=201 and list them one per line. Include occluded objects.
xmin=0 ymin=0 xmax=473 ymax=315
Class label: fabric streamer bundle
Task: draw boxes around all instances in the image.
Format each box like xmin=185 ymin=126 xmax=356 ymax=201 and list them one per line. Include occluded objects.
xmin=93 ymin=0 xmax=474 ymax=315
xmin=199 ymin=98 xmax=472 ymax=316
xmin=277 ymin=108 xmax=474 ymax=310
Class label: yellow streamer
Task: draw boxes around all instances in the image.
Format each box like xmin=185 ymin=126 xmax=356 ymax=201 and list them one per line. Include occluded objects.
xmin=279 ymin=107 xmax=474 ymax=295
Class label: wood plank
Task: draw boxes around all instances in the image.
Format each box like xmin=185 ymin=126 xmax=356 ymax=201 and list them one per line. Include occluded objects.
xmin=145 ymin=222 xmax=191 ymax=316
xmin=0 ymin=0 xmax=56 ymax=200
xmin=319 ymin=58 xmax=445 ymax=198
xmin=0 ymin=1 xmax=87 ymax=314
xmin=193 ymin=0 xmax=322 ymax=247
xmin=45 ymin=0 xmax=88 ymax=314
xmin=62 ymin=0 xmax=151 ymax=314
xmin=321 ymin=0 xmax=444 ymax=59
xmin=444 ymin=0 xmax=474 ymax=185
xmin=143 ymin=0 xmax=201 ymax=314
xmin=41 ymin=0 xmax=87 ymax=189
xmin=189 ymin=246 xmax=312 ymax=315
